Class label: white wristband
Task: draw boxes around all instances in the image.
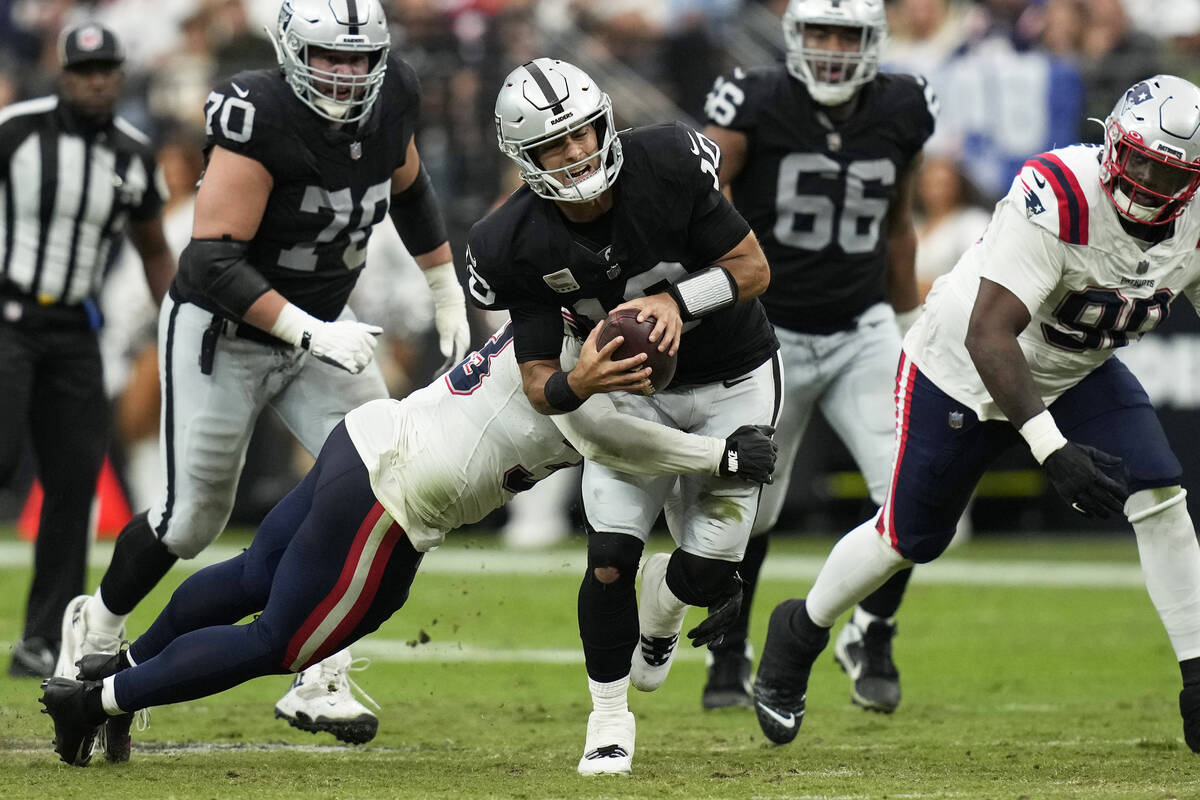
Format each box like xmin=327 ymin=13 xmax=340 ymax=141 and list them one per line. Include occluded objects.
xmin=270 ymin=302 xmax=320 ymax=349
xmin=422 ymin=261 xmax=461 ymax=304
xmin=1019 ymin=409 xmax=1068 ymax=465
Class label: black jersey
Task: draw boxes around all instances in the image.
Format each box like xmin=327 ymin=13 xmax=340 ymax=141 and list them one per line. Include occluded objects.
xmin=176 ymin=53 xmax=420 ymax=322
xmin=705 ymin=66 xmax=935 ymax=333
xmin=466 ymin=122 xmax=778 ymax=386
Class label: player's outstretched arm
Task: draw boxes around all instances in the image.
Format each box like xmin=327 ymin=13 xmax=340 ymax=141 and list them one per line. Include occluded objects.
xmin=519 ymin=322 xmax=652 ymax=415
xmin=886 ymin=152 xmax=923 ymax=334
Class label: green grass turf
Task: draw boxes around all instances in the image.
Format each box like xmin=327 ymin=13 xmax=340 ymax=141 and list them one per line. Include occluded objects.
xmin=1 ymin=526 xmax=1198 ymax=799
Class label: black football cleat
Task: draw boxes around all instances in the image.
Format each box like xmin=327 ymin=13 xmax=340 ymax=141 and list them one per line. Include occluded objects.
xmin=1180 ymin=683 xmax=1200 ymax=753
xmin=76 ymin=652 xmax=133 ymax=763
xmin=702 ymin=645 xmax=753 ymax=709
xmin=834 ymin=618 xmax=901 ymax=713
xmin=752 ymin=599 xmax=829 ymax=745
xmin=38 ymin=677 xmax=104 ymax=767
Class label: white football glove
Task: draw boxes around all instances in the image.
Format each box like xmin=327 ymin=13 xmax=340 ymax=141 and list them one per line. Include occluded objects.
xmin=423 ymin=261 xmax=470 ymax=373
xmin=271 ymin=303 xmax=382 ymax=374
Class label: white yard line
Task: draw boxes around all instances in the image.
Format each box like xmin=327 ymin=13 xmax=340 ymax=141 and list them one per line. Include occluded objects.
xmin=0 ymin=541 xmax=1145 ymax=587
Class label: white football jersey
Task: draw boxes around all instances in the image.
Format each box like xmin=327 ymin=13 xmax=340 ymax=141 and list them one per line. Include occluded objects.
xmin=343 ymin=323 xmax=724 ymax=551
xmin=907 ymin=144 xmax=1200 ymax=421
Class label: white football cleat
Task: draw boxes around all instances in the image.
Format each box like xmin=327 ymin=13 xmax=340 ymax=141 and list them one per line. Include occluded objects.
xmin=55 ymin=595 xmax=124 ymax=680
xmin=274 ymin=648 xmax=380 ymax=745
xmin=577 ymin=710 xmax=635 ymax=775
xmin=630 ymin=552 xmax=688 ymax=692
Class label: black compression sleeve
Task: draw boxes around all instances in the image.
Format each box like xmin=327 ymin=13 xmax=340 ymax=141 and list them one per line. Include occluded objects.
xmin=388 ymin=163 xmax=449 ymax=256
xmin=177 ymin=237 xmax=271 ymax=319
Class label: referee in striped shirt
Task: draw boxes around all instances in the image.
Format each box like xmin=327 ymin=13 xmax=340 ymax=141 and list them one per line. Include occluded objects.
xmin=0 ymin=23 xmax=174 ymax=677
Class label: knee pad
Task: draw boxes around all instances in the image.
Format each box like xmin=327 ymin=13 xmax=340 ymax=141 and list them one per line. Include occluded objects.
xmin=585 ymin=532 xmax=644 ymax=587
xmin=665 ymin=549 xmax=740 ymax=607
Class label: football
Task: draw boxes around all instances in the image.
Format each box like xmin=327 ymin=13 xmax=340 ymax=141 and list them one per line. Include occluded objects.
xmin=597 ymin=309 xmax=678 ymax=394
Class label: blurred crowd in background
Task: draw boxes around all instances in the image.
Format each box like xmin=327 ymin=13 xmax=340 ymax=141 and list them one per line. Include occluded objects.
xmin=2 ymin=0 xmax=1199 ymax=542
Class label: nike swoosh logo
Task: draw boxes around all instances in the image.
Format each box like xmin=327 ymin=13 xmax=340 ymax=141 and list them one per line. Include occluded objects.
xmin=1032 ymin=171 xmax=1047 ymax=189
xmin=756 ymin=702 xmax=798 ymax=729
xmin=723 ymin=375 xmax=753 ymax=388
xmin=231 ymin=83 xmax=249 ymax=99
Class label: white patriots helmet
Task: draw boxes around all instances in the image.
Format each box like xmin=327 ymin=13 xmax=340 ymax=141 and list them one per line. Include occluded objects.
xmin=270 ymin=0 xmax=390 ymax=124
xmin=1100 ymin=75 xmax=1200 ymax=225
xmin=494 ymin=58 xmax=623 ymax=203
xmin=782 ymin=0 xmax=888 ymax=106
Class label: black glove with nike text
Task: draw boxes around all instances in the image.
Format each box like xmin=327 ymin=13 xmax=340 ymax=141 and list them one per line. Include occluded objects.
xmin=719 ymin=424 xmax=777 ymax=484
xmin=686 ymin=573 xmax=744 ymax=648
xmin=1042 ymin=442 xmax=1128 ymax=518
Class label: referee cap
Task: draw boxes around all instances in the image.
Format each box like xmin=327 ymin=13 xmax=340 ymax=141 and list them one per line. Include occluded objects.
xmin=59 ymin=23 xmax=125 ymax=69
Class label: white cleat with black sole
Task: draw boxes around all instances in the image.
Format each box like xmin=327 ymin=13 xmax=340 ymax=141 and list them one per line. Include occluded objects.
xmin=275 ymin=649 xmax=380 ymax=744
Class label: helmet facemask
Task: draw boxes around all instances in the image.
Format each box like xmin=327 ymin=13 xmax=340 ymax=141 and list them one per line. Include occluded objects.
xmin=783 ymin=0 xmax=886 ymax=106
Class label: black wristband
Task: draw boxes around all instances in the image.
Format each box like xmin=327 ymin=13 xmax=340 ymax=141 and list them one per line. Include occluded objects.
xmin=544 ymin=370 xmax=584 ymax=412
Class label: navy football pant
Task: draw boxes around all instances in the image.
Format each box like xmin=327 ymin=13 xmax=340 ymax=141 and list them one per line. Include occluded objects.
xmin=881 ymin=354 xmax=1181 ymax=564
xmin=114 ymin=422 xmax=422 ymax=712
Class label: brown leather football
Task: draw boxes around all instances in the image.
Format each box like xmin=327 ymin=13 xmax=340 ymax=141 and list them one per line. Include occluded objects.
xmin=597 ymin=309 xmax=678 ymax=394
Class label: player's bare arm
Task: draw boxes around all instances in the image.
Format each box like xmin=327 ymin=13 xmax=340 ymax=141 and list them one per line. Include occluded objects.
xmin=127 ymin=216 xmax=175 ymax=306
xmin=887 ymin=151 xmax=922 ymax=327
xmin=519 ymin=323 xmax=652 ymax=415
xmin=700 ymin=123 xmax=748 ymax=194
xmin=963 ymin=277 xmax=1042 ymax=427
xmin=188 ymin=145 xmax=286 ymax=330
xmin=614 ymin=230 xmax=768 ymax=358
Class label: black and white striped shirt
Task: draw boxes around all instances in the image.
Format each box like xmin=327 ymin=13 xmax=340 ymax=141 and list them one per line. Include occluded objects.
xmin=0 ymin=95 xmax=165 ymax=306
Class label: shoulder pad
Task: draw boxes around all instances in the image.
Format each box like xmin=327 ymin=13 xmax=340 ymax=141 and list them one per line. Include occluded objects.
xmin=703 ymin=65 xmax=779 ymax=129
xmin=1012 ymin=147 xmax=1096 ymax=245
xmin=204 ymin=70 xmax=290 ymax=162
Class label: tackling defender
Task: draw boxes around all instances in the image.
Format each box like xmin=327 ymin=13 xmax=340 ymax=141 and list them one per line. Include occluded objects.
xmin=752 ymin=75 xmax=1200 ymax=752
xmin=54 ymin=0 xmax=470 ymax=757
xmin=700 ymin=0 xmax=936 ymax=712
xmin=469 ymin=59 xmax=780 ymax=774
xmin=37 ymin=319 xmax=777 ymax=767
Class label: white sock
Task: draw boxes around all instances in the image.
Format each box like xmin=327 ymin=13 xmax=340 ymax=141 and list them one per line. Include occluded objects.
xmin=589 ymin=676 xmax=629 ymax=716
xmin=101 ymin=676 xmax=126 ymax=716
xmin=648 ymin=560 xmax=689 ymax=636
xmin=1128 ymin=488 xmax=1200 ymax=660
xmin=807 ymin=515 xmax=912 ymax=628
xmin=89 ymin=589 xmax=129 ymax=637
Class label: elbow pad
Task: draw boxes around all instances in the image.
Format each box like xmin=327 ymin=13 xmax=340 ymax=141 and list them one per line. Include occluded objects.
xmin=388 ymin=163 xmax=449 ymax=256
xmin=177 ymin=237 xmax=272 ymax=320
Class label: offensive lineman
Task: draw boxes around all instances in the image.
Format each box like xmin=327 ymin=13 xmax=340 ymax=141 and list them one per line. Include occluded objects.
xmin=37 ymin=319 xmax=778 ymax=767
xmin=699 ymin=0 xmax=936 ymax=713
xmin=468 ymin=59 xmax=781 ymax=774
xmin=54 ymin=0 xmax=471 ymax=758
xmin=753 ymin=75 xmax=1200 ymax=752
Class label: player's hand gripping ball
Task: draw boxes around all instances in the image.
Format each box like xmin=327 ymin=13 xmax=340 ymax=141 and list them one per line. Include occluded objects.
xmin=597 ymin=309 xmax=678 ymax=394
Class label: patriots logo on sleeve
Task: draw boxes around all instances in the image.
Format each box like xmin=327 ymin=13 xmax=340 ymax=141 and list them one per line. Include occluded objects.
xmin=1022 ymin=178 xmax=1046 ymax=217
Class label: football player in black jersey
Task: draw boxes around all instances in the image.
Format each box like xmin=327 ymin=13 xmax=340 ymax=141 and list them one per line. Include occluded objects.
xmin=468 ymin=58 xmax=781 ymax=775
xmin=701 ymin=0 xmax=937 ymax=716
xmin=54 ymin=0 xmax=470 ymax=755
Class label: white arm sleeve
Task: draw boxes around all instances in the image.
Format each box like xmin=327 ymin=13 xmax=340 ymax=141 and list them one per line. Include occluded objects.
xmin=551 ymin=393 xmax=725 ymax=476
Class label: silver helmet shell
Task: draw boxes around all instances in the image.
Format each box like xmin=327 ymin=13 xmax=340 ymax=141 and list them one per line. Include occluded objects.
xmin=1100 ymin=75 xmax=1200 ymax=225
xmin=494 ymin=58 xmax=623 ymax=202
xmin=782 ymin=0 xmax=887 ymax=106
xmin=270 ymin=0 xmax=390 ymax=124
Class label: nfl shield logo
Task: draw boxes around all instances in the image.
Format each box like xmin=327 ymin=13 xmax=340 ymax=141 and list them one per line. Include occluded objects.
xmin=1136 ymin=260 xmax=1149 ymax=275
xmin=350 ymin=142 xmax=362 ymax=160
xmin=948 ymin=411 xmax=964 ymax=429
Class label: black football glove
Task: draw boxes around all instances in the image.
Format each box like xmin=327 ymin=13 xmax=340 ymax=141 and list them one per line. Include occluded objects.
xmin=686 ymin=573 xmax=743 ymax=648
xmin=1042 ymin=442 xmax=1128 ymax=518
xmin=719 ymin=424 xmax=777 ymax=484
